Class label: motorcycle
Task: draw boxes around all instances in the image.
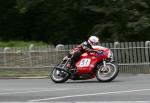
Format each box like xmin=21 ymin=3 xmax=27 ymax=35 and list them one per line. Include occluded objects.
xmin=50 ymin=45 xmax=119 ymax=83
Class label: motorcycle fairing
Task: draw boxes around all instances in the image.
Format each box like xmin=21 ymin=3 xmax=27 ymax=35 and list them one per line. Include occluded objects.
xmin=75 ymin=46 xmax=109 ymax=74
xmin=75 ymin=52 xmax=98 ymax=74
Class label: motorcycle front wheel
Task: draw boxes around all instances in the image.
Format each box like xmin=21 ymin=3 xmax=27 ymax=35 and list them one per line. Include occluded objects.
xmin=50 ymin=67 xmax=69 ymax=83
xmin=96 ymin=62 xmax=119 ymax=82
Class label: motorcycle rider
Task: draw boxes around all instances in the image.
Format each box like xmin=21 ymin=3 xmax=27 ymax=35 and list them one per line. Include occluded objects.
xmin=67 ymin=36 xmax=100 ymax=69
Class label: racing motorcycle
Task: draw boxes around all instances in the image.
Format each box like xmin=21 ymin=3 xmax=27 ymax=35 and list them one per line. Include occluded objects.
xmin=50 ymin=45 xmax=119 ymax=83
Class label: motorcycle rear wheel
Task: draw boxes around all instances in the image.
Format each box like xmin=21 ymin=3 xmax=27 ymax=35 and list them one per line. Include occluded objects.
xmin=50 ymin=67 xmax=69 ymax=83
xmin=96 ymin=62 xmax=119 ymax=82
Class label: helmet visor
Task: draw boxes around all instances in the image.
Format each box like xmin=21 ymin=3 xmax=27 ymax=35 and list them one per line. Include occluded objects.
xmin=89 ymin=40 xmax=99 ymax=45
xmin=92 ymin=42 xmax=98 ymax=45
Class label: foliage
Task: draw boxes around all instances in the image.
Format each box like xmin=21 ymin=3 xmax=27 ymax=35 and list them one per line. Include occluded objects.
xmin=0 ymin=0 xmax=150 ymax=44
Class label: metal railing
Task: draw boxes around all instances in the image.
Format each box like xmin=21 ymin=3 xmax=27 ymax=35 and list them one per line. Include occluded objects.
xmin=0 ymin=41 xmax=150 ymax=73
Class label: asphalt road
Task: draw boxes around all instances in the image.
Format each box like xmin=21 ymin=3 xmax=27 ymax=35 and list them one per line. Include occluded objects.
xmin=0 ymin=74 xmax=150 ymax=102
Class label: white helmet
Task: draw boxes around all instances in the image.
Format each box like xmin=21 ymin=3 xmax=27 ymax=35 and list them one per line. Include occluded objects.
xmin=88 ymin=36 xmax=99 ymax=46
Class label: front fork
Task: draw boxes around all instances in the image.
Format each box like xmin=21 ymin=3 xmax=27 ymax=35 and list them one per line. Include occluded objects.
xmin=102 ymin=60 xmax=107 ymax=71
xmin=54 ymin=57 xmax=71 ymax=74
xmin=60 ymin=56 xmax=71 ymax=68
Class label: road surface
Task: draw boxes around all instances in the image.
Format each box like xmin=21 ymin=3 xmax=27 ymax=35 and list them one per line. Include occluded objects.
xmin=0 ymin=74 xmax=150 ymax=102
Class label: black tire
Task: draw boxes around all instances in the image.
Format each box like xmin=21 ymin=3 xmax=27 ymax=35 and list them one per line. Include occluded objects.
xmin=96 ymin=62 xmax=119 ymax=82
xmin=50 ymin=67 xmax=69 ymax=83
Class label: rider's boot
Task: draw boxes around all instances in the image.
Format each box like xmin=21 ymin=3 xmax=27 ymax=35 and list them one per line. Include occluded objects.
xmin=67 ymin=61 xmax=78 ymax=80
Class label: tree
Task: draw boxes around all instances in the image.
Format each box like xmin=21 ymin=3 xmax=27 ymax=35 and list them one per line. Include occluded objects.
xmin=0 ymin=0 xmax=150 ymax=44
xmin=86 ymin=0 xmax=150 ymax=42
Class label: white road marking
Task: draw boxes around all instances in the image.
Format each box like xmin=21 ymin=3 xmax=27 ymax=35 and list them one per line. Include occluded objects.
xmin=29 ymin=88 xmax=150 ymax=102
xmin=2 ymin=101 xmax=150 ymax=103
xmin=0 ymin=88 xmax=58 ymax=91
xmin=0 ymin=88 xmax=73 ymax=95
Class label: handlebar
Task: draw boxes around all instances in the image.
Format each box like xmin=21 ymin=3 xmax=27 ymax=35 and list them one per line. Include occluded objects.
xmin=88 ymin=50 xmax=104 ymax=57
xmin=90 ymin=50 xmax=103 ymax=54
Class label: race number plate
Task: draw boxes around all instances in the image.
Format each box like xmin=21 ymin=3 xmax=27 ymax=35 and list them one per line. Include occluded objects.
xmin=79 ymin=59 xmax=91 ymax=67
